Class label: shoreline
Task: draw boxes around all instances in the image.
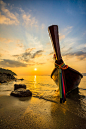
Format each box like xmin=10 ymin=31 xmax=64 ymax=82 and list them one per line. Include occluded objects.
xmin=0 ymin=95 xmax=86 ymax=129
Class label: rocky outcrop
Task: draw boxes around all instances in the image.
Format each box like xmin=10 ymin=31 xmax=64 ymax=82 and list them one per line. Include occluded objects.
xmin=0 ymin=68 xmax=17 ymax=83
xmin=18 ymin=78 xmax=24 ymax=81
xmin=14 ymin=84 xmax=26 ymax=90
xmin=0 ymin=73 xmax=16 ymax=83
xmin=10 ymin=84 xmax=32 ymax=97
xmin=0 ymin=68 xmax=16 ymax=75
xmin=11 ymin=88 xmax=32 ymax=97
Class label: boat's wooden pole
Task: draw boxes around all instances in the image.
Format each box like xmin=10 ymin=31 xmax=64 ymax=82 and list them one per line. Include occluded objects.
xmin=48 ymin=25 xmax=62 ymax=60
xmin=48 ymin=25 xmax=83 ymax=98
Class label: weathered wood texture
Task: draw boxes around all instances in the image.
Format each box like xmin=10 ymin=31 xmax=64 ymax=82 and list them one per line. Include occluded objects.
xmin=48 ymin=25 xmax=61 ymax=60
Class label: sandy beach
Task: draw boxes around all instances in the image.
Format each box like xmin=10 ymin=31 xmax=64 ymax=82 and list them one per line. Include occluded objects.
xmin=0 ymin=95 xmax=86 ymax=129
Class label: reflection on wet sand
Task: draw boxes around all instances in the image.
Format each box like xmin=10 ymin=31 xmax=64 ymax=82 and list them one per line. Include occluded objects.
xmin=51 ymin=87 xmax=86 ymax=119
xmin=18 ymin=96 xmax=32 ymax=101
xmin=50 ymin=100 xmax=86 ymax=129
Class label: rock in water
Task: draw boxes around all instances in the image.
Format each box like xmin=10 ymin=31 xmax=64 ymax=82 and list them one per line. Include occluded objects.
xmin=18 ymin=78 xmax=24 ymax=81
xmin=14 ymin=84 xmax=26 ymax=90
xmin=11 ymin=88 xmax=32 ymax=97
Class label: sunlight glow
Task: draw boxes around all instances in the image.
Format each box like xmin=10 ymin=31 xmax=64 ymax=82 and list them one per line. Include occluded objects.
xmin=0 ymin=0 xmax=86 ymax=75
xmin=34 ymin=75 xmax=36 ymax=88
xmin=34 ymin=68 xmax=37 ymax=71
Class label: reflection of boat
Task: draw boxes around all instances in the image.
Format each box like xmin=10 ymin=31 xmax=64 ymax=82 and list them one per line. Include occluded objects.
xmin=48 ymin=25 xmax=83 ymax=102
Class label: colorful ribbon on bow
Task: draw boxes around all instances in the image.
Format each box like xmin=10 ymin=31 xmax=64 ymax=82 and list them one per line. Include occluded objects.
xmin=55 ymin=62 xmax=68 ymax=103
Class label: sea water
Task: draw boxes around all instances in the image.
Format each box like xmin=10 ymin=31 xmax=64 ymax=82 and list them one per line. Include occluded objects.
xmin=0 ymin=75 xmax=86 ymax=118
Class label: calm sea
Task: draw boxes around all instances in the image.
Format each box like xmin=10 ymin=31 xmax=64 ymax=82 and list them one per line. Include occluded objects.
xmin=0 ymin=75 xmax=86 ymax=118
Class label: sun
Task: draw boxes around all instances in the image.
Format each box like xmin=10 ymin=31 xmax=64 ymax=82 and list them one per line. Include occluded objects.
xmin=34 ymin=68 xmax=37 ymax=71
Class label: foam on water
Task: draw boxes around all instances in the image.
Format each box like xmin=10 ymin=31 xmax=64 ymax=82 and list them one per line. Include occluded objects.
xmin=0 ymin=75 xmax=86 ymax=118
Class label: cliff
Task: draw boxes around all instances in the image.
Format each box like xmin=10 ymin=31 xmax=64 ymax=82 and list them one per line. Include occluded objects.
xmin=0 ymin=68 xmax=17 ymax=83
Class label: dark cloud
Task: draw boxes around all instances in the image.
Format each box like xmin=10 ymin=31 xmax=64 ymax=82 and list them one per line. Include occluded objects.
xmin=0 ymin=59 xmax=27 ymax=67
xmin=22 ymin=52 xmax=31 ymax=57
xmin=75 ymin=51 xmax=86 ymax=60
xmin=63 ymin=51 xmax=86 ymax=60
xmin=13 ymin=54 xmax=19 ymax=57
xmin=67 ymin=47 xmax=72 ymax=52
xmin=82 ymin=47 xmax=86 ymax=52
xmin=13 ymin=49 xmax=44 ymax=63
xmin=13 ymin=52 xmax=31 ymax=62
xmin=66 ymin=51 xmax=86 ymax=56
xmin=75 ymin=51 xmax=86 ymax=56
xmin=32 ymin=50 xmax=44 ymax=58
xmin=22 ymin=52 xmax=31 ymax=62
xmin=0 ymin=49 xmax=45 ymax=68
xmin=13 ymin=47 xmax=35 ymax=62
xmin=61 ymin=47 xmax=72 ymax=55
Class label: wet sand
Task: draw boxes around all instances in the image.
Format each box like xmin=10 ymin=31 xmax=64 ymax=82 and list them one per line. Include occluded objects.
xmin=0 ymin=95 xmax=86 ymax=129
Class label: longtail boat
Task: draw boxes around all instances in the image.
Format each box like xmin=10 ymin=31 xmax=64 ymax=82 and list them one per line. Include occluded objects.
xmin=48 ymin=25 xmax=83 ymax=103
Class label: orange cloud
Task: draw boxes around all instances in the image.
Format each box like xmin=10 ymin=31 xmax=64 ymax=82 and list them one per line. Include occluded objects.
xmin=63 ymin=51 xmax=86 ymax=61
xmin=0 ymin=12 xmax=18 ymax=25
xmin=59 ymin=34 xmax=65 ymax=40
xmin=0 ymin=37 xmax=13 ymax=43
xmin=25 ymin=48 xmax=36 ymax=52
xmin=0 ymin=0 xmax=19 ymax=25
xmin=0 ymin=59 xmax=27 ymax=67
xmin=16 ymin=40 xmax=24 ymax=48
xmin=23 ymin=14 xmax=38 ymax=27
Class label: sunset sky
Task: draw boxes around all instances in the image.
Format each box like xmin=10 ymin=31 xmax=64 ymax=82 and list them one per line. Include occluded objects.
xmin=0 ymin=0 xmax=86 ymax=76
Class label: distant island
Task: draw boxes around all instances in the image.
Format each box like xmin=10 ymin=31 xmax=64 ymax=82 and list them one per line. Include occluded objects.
xmin=0 ymin=68 xmax=17 ymax=83
xmin=82 ymin=73 xmax=86 ymax=76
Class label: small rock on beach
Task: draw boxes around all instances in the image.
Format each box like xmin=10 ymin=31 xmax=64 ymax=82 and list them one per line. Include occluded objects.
xmin=11 ymin=84 xmax=32 ymax=97
xmin=14 ymin=84 xmax=26 ymax=90
xmin=11 ymin=88 xmax=32 ymax=97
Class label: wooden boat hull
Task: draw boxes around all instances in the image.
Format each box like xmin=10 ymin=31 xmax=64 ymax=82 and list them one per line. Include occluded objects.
xmin=48 ymin=25 xmax=83 ymax=97
xmin=51 ymin=67 xmax=83 ymax=94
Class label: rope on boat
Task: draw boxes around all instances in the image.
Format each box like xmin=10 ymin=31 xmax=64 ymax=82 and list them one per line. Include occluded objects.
xmin=55 ymin=62 xmax=68 ymax=70
xmin=55 ymin=62 xmax=68 ymax=103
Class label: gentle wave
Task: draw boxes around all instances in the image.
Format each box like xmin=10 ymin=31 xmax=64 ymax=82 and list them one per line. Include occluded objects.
xmin=0 ymin=75 xmax=86 ymax=118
